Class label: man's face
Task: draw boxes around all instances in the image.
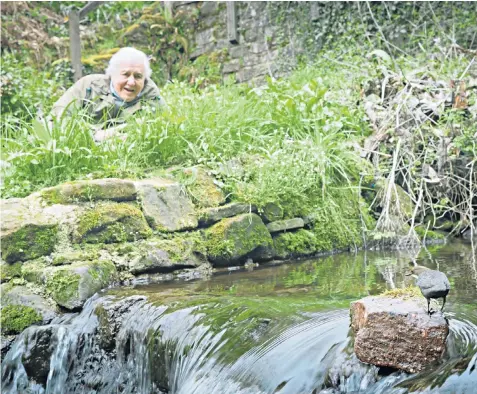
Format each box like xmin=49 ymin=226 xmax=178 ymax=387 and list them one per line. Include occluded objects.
xmin=111 ymin=63 xmax=146 ymax=102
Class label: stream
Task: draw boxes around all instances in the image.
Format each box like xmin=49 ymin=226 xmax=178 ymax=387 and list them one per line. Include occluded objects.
xmin=2 ymin=240 xmax=476 ymax=393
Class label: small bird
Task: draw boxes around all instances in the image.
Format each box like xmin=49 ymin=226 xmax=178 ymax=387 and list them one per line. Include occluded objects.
xmin=416 ymin=269 xmax=451 ymax=315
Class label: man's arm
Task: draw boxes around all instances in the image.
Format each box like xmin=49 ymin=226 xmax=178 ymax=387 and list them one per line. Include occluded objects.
xmin=51 ymin=78 xmax=87 ymax=119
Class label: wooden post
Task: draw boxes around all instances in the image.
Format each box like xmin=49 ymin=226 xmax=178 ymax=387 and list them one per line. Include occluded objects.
xmin=164 ymin=1 xmax=174 ymax=17
xmin=227 ymin=2 xmax=238 ymax=44
xmin=68 ymin=9 xmax=82 ymax=81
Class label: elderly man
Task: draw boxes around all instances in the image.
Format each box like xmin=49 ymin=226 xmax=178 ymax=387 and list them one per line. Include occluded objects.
xmin=51 ymin=47 xmax=166 ymax=141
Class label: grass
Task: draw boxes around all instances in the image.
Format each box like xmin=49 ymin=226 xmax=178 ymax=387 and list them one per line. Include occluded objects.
xmin=1 ymin=56 xmax=371 ymax=220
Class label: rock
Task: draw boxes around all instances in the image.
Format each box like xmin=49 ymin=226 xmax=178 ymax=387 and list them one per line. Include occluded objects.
xmin=205 ymin=213 xmax=272 ymax=265
xmin=2 ymin=285 xmax=58 ymax=323
xmin=374 ymin=180 xmax=414 ymax=219
xmin=273 ymin=229 xmax=318 ymax=259
xmin=129 ymin=239 xmax=206 ymax=275
xmin=45 ymin=260 xmax=117 ymax=310
xmin=39 ymin=178 xmax=137 ymax=204
xmin=350 ymin=295 xmax=449 ymax=373
xmin=266 ymin=218 xmax=305 ymax=233
xmin=94 ymin=296 xmax=146 ymax=351
xmin=21 ymin=326 xmax=58 ymax=385
xmin=198 ymin=202 xmax=256 ymax=226
xmin=1 ymin=197 xmax=58 ymax=263
xmin=179 ymin=166 xmax=226 ymax=208
xmin=260 ymin=202 xmax=284 ymax=223
xmin=0 ymin=261 xmax=22 ymax=282
xmin=75 ymin=202 xmax=152 ymax=243
xmin=135 ymin=178 xmax=198 ymax=232
xmin=1 ymin=335 xmax=15 ymax=358
xmin=52 ymin=250 xmax=100 ymax=266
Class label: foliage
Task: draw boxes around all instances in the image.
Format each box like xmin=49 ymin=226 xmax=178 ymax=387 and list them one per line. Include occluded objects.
xmin=0 ymin=51 xmax=70 ymax=119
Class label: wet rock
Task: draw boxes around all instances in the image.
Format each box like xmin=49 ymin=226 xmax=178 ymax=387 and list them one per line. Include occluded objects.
xmin=198 ymin=202 xmax=256 ymax=226
xmin=205 ymin=213 xmax=272 ymax=265
xmin=94 ymin=296 xmax=146 ymax=351
xmin=266 ymin=218 xmax=305 ymax=233
xmin=135 ymin=178 xmax=198 ymax=232
xmin=350 ymin=295 xmax=449 ymax=373
xmin=2 ymin=285 xmax=58 ymax=323
xmin=1 ymin=334 xmax=15 ymax=358
xmin=39 ymin=178 xmax=137 ymax=204
xmin=75 ymin=202 xmax=152 ymax=244
xmin=260 ymin=202 xmax=284 ymax=223
xmin=21 ymin=325 xmax=58 ymax=385
xmin=45 ymin=260 xmax=117 ymax=310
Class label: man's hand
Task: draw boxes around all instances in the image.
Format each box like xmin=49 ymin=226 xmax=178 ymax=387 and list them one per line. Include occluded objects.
xmin=93 ymin=124 xmax=128 ymax=142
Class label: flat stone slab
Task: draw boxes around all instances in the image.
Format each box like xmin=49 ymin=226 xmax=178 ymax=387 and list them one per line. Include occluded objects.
xmin=198 ymin=203 xmax=256 ymax=226
xmin=135 ymin=178 xmax=198 ymax=232
xmin=266 ymin=218 xmax=304 ymax=233
xmin=39 ymin=178 xmax=137 ymax=204
xmin=351 ymin=295 xmax=449 ymax=373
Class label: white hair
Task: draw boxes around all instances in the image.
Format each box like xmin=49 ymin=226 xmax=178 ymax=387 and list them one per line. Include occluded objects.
xmin=106 ymin=47 xmax=152 ymax=79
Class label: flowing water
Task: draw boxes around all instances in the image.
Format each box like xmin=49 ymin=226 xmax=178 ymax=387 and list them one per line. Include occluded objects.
xmin=2 ymin=240 xmax=477 ymax=393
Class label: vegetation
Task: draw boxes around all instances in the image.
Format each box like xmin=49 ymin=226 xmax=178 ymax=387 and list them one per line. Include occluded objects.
xmin=1 ymin=305 xmax=42 ymax=334
xmin=1 ymin=1 xmax=475 ymax=246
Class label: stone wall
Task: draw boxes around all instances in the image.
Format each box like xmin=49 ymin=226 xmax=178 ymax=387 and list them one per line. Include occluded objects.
xmin=175 ymin=1 xmax=317 ymax=84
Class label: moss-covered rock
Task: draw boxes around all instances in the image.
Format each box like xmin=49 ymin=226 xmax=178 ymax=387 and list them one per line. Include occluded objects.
xmin=179 ymin=166 xmax=226 ymax=208
xmin=52 ymin=250 xmax=100 ymax=266
xmin=76 ymin=202 xmax=152 ymax=244
xmin=273 ymin=229 xmax=318 ymax=259
xmin=136 ymin=178 xmax=198 ymax=232
xmin=260 ymin=202 xmax=284 ymax=223
xmin=2 ymin=284 xmax=58 ymax=323
xmin=198 ymin=202 xmax=256 ymax=227
xmin=374 ymin=180 xmax=414 ymax=219
xmin=39 ymin=178 xmax=137 ymax=204
xmin=205 ymin=213 xmax=272 ymax=265
xmin=129 ymin=233 xmax=207 ymax=274
xmin=1 ymin=223 xmax=58 ymax=263
xmin=0 ymin=304 xmax=42 ymax=334
xmin=0 ymin=261 xmax=22 ymax=282
xmin=45 ymin=260 xmax=117 ymax=310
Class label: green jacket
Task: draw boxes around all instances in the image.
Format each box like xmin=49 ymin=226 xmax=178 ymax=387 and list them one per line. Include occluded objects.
xmin=51 ymin=74 xmax=166 ymax=124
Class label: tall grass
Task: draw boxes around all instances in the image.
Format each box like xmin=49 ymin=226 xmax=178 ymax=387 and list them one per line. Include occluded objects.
xmin=1 ymin=57 xmax=371 ymax=220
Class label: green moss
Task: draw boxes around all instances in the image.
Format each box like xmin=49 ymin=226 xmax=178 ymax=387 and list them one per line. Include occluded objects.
xmin=0 ymin=261 xmax=22 ymax=283
xmin=152 ymin=232 xmax=207 ymax=263
xmin=52 ymin=250 xmax=100 ymax=266
xmin=273 ymin=229 xmax=318 ymax=258
xmin=20 ymin=260 xmax=47 ymax=284
xmin=380 ymin=286 xmax=421 ymax=299
xmin=46 ymin=270 xmax=81 ymax=307
xmin=205 ymin=214 xmax=272 ymax=263
xmin=40 ymin=180 xmax=136 ymax=205
xmin=77 ymin=202 xmax=152 ymax=244
xmin=175 ymin=167 xmax=226 ymax=208
xmin=1 ymin=304 xmax=42 ymax=334
xmin=1 ymin=223 xmax=58 ymax=263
